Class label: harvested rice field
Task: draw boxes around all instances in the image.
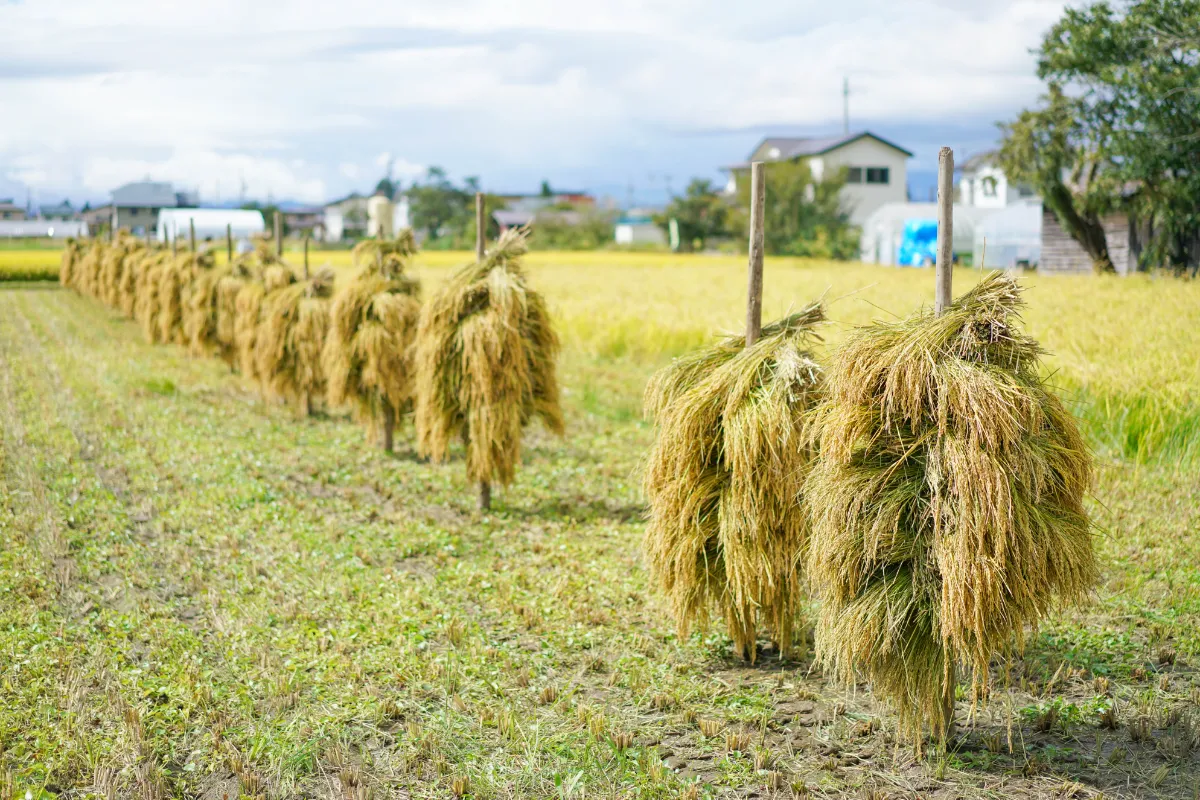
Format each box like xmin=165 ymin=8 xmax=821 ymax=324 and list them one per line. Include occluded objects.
xmin=1 ymin=257 xmax=1199 ymax=799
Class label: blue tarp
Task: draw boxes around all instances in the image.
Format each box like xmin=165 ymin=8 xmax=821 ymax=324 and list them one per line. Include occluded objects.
xmin=897 ymin=219 xmax=937 ymax=267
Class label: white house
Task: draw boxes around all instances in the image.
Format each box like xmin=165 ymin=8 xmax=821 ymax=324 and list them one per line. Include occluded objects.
xmin=724 ymin=131 xmax=912 ymax=225
xmin=958 ymin=152 xmax=1036 ymax=209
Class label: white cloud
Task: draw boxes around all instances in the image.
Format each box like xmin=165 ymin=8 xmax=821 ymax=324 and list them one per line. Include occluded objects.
xmin=0 ymin=0 xmax=1067 ymax=202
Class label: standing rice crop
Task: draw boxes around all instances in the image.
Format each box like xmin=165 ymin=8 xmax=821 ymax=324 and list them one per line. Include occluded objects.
xmin=255 ymin=267 xmax=334 ymax=414
xmin=805 ymin=272 xmax=1095 ymax=745
xmin=642 ymin=304 xmax=824 ymax=662
xmin=324 ymin=233 xmax=422 ymax=450
xmin=415 ymin=228 xmax=563 ymax=505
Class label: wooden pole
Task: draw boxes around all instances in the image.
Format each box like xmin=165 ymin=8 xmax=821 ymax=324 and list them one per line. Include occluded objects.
xmin=303 ymin=234 xmax=310 ymax=280
xmin=935 ymin=146 xmax=954 ymax=315
xmin=110 ymin=208 xmax=117 ymax=243
xmin=935 ymin=145 xmax=956 ymax=743
xmin=475 ymin=192 xmax=486 ymax=262
xmin=171 ymin=224 xmax=178 ymax=257
xmin=746 ymin=161 xmax=766 ymax=346
xmin=189 ymin=218 xmax=196 ymax=254
xmin=274 ymin=211 xmax=283 ymax=258
xmin=226 ymin=223 xmax=233 ymax=263
xmin=473 ymin=190 xmax=489 ymax=510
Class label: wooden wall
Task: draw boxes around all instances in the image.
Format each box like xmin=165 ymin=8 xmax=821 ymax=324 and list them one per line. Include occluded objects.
xmin=1040 ymin=208 xmax=1136 ymax=275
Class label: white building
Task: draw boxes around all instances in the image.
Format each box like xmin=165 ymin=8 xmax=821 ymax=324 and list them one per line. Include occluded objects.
xmin=958 ymin=152 xmax=1036 ymax=209
xmin=859 ymin=202 xmax=996 ymax=266
xmin=614 ymin=210 xmax=666 ymax=246
xmin=156 ymin=209 xmax=265 ymax=243
xmin=323 ymin=193 xmax=409 ymax=242
xmin=724 ymin=131 xmax=912 ymax=225
xmin=973 ymin=201 xmax=1043 ymax=270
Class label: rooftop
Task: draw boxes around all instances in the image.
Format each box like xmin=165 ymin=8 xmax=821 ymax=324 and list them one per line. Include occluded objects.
xmin=727 ymin=130 xmax=914 ymax=170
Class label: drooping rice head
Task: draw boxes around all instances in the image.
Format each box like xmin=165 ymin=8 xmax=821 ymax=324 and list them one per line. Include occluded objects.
xmin=352 ymin=228 xmax=418 ymax=280
xmin=59 ymin=238 xmax=82 ymax=289
xmin=185 ymin=261 xmax=235 ymax=357
xmin=215 ymin=260 xmax=256 ymax=368
xmin=255 ymin=267 xmax=334 ymax=409
xmin=253 ymin=234 xmax=282 ymax=266
xmin=76 ymin=240 xmax=104 ymax=299
xmin=643 ymin=304 xmax=825 ymax=663
xmin=118 ymin=247 xmax=151 ymax=318
xmin=100 ymin=234 xmax=137 ymax=308
xmin=157 ymin=251 xmax=214 ymax=346
xmin=415 ymin=227 xmax=563 ymax=487
xmin=136 ymin=253 xmax=169 ymax=342
xmin=234 ymin=280 xmax=267 ymax=381
xmin=323 ymin=266 xmax=422 ymax=439
xmin=805 ymin=272 xmax=1095 ymax=744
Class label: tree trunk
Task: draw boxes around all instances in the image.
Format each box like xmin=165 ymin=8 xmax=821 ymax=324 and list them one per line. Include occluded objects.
xmin=1045 ymin=184 xmax=1114 ymax=273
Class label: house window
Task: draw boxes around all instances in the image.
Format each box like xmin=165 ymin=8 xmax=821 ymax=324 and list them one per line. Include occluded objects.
xmin=866 ymin=167 xmax=890 ymax=185
xmin=981 ymin=176 xmax=998 ymax=197
xmin=846 ymin=167 xmax=863 ymax=184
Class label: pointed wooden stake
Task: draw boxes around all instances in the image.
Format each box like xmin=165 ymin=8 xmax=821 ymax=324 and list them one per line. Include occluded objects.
xmin=189 ymin=218 xmax=196 ymax=254
xmin=227 ymin=222 xmax=233 ymax=263
xmin=274 ymin=211 xmax=283 ymax=258
xmin=303 ymin=234 xmax=310 ymax=280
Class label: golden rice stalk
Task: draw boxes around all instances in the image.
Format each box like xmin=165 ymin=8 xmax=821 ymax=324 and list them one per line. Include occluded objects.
xmin=136 ymin=252 xmax=170 ymax=342
xmin=415 ymin=227 xmax=563 ymax=494
xmin=59 ymin=238 xmax=83 ymax=289
xmin=215 ymin=260 xmax=256 ymax=369
xmin=255 ymin=267 xmax=334 ymax=412
xmin=156 ymin=252 xmax=213 ymax=346
xmin=99 ymin=234 xmax=139 ymax=309
xmin=118 ymin=246 xmax=154 ymax=318
xmin=185 ymin=261 xmax=233 ymax=358
xmin=76 ymin=240 xmax=104 ymax=299
xmin=642 ymin=304 xmax=825 ymax=663
xmin=323 ymin=256 xmax=422 ymax=450
xmin=234 ymin=281 xmax=267 ymax=380
xmin=805 ymin=272 xmax=1095 ymax=745
xmin=352 ymin=228 xmax=418 ymax=277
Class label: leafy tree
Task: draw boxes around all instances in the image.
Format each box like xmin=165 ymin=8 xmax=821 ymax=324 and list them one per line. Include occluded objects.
xmin=407 ymin=167 xmax=469 ymax=242
xmin=998 ymin=87 xmax=1117 ymax=272
xmin=540 ymin=180 xmax=553 ymax=197
xmin=734 ymin=161 xmax=858 ymax=259
xmin=999 ymin=0 xmax=1200 ymax=274
xmin=374 ymin=176 xmax=397 ymax=198
xmin=528 ymin=209 xmax=616 ymax=250
xmin=654 ymin=179 xmax=731 ymax=252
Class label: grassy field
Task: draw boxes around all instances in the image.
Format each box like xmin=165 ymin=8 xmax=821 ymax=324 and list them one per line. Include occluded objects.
xmin=1 ymin=255 xmax=1199 ymax=799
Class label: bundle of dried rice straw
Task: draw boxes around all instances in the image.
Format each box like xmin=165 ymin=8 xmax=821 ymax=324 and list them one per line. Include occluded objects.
xmin=643 ymin=304 xmax=825 ymax=662
xmin=805 ymin=272 xmax=1095 ymax=744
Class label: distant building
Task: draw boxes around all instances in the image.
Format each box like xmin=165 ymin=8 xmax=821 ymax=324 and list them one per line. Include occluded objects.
xmin=0 ymin=199 xmax=27 ymax=221
xmin=323 ymin=193 xmax=368 ymax=242
xmin=958 ymin=152 xmax=1036 ymax=208
xmin=109 ymin=181 xmax=198 ymax=235
xmin=859 ymin=202 xmax=994 ymax=266
xmin=1040 ymin=208 xmax=1141 ymax=275
xmin=0 ymin=220 xmax=88 ymax=238
xmin=614 ymin=210 xmax=666 ymax=246
xmin=280 ymin=205 xmax=324 ymax=237
xmin=495 ymin=192 xmax=596 ymax=214
xmin=973 ymin=201 xmax=1042 ymax=270
xmin=38 ymin=200 xmax=77 ymax=221
xmin=724 ymin=131 xmax=912 ymax=225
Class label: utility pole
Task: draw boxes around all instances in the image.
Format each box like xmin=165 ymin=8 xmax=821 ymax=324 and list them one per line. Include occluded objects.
xmin=843 ymin=76 xmax=850 ymax=136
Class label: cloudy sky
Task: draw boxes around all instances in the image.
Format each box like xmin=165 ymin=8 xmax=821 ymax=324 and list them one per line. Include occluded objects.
xmin=0 ymin=0 xmax=1066 ymax=208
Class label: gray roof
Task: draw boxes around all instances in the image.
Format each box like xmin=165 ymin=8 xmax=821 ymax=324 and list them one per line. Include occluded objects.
xmin=111 ymin=181 xmax=179 ymax=208
xmin=730 ymin=131 xmax=914 ymax=169
xmin=493 ymin=209 xmax=535 ymax=227
xmin=0 ymin=199 xmax=23 ymax=211
xmin=960 ymin=150 xmax=998 ymax=175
